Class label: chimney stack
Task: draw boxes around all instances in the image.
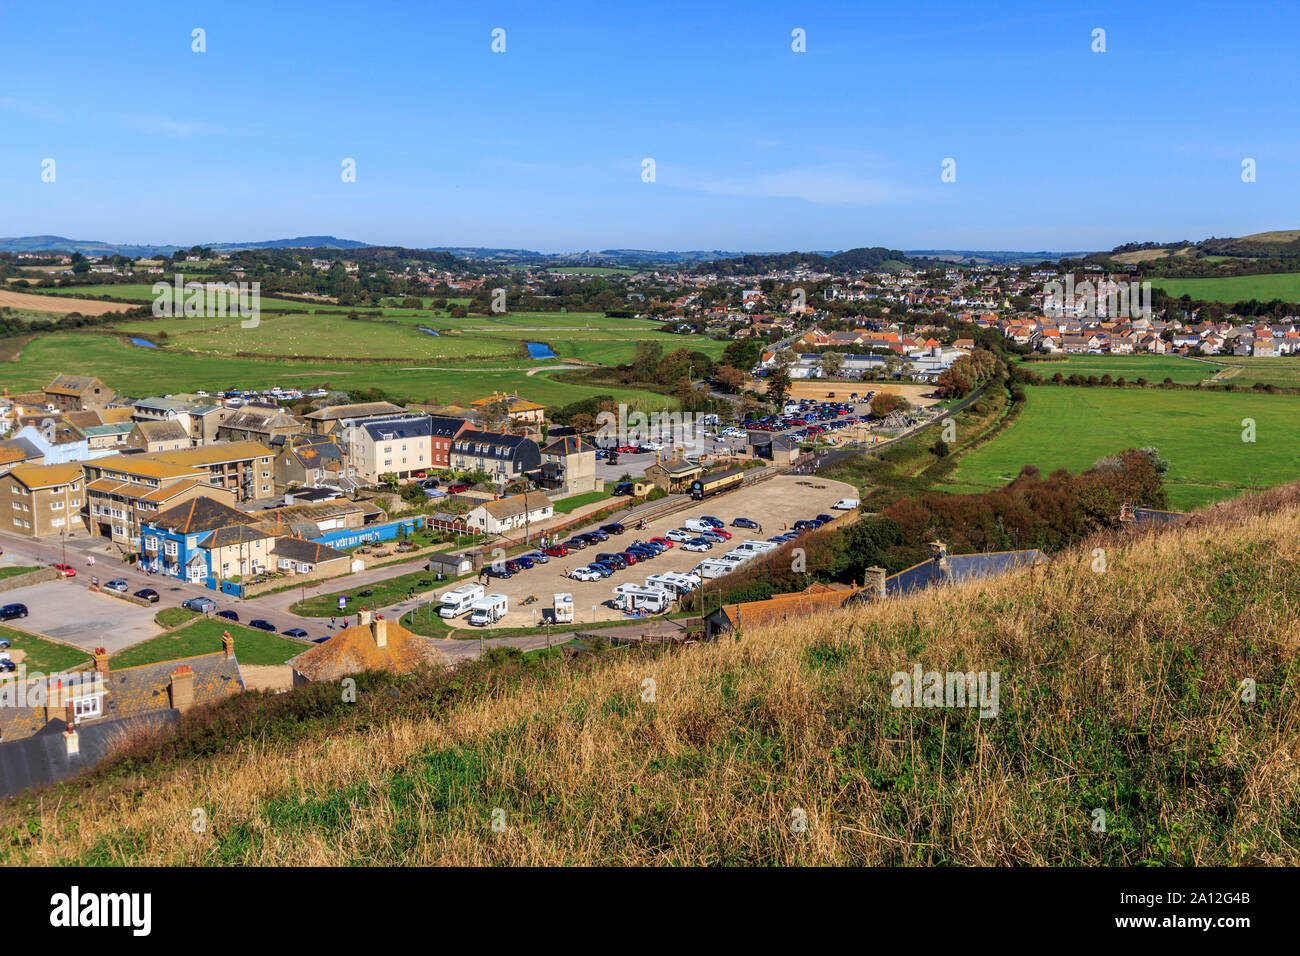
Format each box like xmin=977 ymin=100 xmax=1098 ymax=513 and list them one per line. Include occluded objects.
xmin=929 ymin=540 xmax=948 ymax=573
xmin=864 ymin=566 xmax=887 ymax=599
xmin=359 ymin=608 xmax=374 ymax=627
xmin=372 ymin=616 xmax=388 ymax=649
xmin=169 ymin=665 xmax=194 ymax=712
xmin=221 ymin=631 xmax=235 ymax=659
xmin=93 ymin=647 xmax=109 ymax=677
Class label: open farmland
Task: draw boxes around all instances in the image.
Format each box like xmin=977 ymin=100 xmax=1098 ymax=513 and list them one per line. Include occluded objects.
xmin=1149 ymin=272 xmax=1300 ymax=303
xmin=0 ymin=288 xmax=133 ymax=315
xmin=30 ymin=283 xmax=318 ymax=312
xmin=1018 ymin=354 xmax=1215 ymax=384
xmin=0 ymin=332 xmax=677 ymax=409
xmin=936 ymin=385 xmax=1300 ymax=509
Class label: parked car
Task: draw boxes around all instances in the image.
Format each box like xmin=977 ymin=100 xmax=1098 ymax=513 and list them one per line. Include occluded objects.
xmin=666 ymin=528 xmax=693 ymax=542
xmin=612 ymin=482 xmax=636 ymax=496
xmin=564 ymin=537 xmax=589 ymax=550
xmin=134 ymin=588 xmax=160 ymax=603
xmin=699 ymin=516 xmax=724 ymax=529
xmin=600 ymin=523 xmax=625 ymax=535
xmin=182 ymin=596 xmax=216 ymax=613
xmin=570 ymin=568 xmax=602 ymax=582
xmin=596 ymin=553 xmax=628 ymax=570
xmin=216 ymin=609 xmax=240 ymax=622
xmin=0 ymin=604 xmax=28 ymax=622
xmin=283 ymin=628 xmax=310 ymax=639
xmin=0 ymin=658 xmax=14 ymax=673
xmin=0 ymin=637 xmax=9 ymax=649
xmin=617 ymin=551 xmax=639 ymax=565
xmin=249 ymin=619 xmax=277 ymax=632
xmin=103 ymin=579 xmax=129 ymax=592
xmin=447 ymin=482 xmax=469 ymax=493
xmin=543 ymin=544 xmax=569 ymax=557
xmin=522 ymin=551 xmax=550 ymax=564
xmin=52 ymin=563 xmax=77 ymax=577
xmin=485 ymin=565 xmax=513 ymax=579
xmin=649 ymin=536 xmax=673 ymax=548
xmin=584 ymin=530 xmax=609 ymax=543
xmin=815 ymin=514 xmax=834 ymax=524
xmin=832 ymin=498 xmax=860 ymax=510
xmin=732 ymin=517 xmax=759 ymax=529
xmin=615 ymin=445 xmax=638 ymax=454
xmin=587 ymin=562 xmax=615 ymax=577
xmin=683 ymin=539 xmax=712 ymax=552
xmin=699 ymin=531 xmax=727 ymax=544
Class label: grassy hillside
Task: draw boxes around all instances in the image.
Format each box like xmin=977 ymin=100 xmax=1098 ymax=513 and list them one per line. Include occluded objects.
xmin=3 ymin=485 xmax=1297 ymax=865
xmin=1149 ymin=272 xmax=1300 ymax=303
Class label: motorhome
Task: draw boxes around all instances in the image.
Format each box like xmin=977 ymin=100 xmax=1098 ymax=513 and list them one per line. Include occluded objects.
xmin=646 ymin=572 xmax=697 ymax=597
xmin=553 ymin=592 xmax=574 ymax=625
xmin=467 ymin=593 xmax=509 ymax=627
xmin=613 ymin=584 xmax=673 ymax=613
xmin=694 ymin=559 xmax=735 ymax=579
xmin=439 ymin=582 xmax=486 ymax=619
xmin=735 ymin=540 xmax=778 ymax=555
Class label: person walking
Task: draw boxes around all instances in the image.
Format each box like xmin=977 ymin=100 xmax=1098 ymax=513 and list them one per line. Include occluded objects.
xmin=330 ymin=615 xmax=336 ymax=629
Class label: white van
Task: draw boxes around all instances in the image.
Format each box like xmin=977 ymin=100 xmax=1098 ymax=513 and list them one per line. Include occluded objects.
xmin=552 ymin=592 xmax=574 ymax=625
xmin=833 ymin=498 xmax=861 ymax=510
xmin=467 ymin=593 xmax=508 ymax=626
xmin=684 ymin=518 xmax=714 ymax=533
xmin=439 ymin=582 xmax=486 ymax=618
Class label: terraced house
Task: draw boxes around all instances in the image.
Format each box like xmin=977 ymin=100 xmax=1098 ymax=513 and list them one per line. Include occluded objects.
xmin=149 ymin=441 xmax=277 ymax=501
xmin=84 ymin=454 xmax=233 ymax=547
xmin=0 ymin=462 xmax=85 ymax=538
xmin=338 ymin=414 xmax=435 ymax=485
xmin=449 ymin=429 xmax=541 ymax=487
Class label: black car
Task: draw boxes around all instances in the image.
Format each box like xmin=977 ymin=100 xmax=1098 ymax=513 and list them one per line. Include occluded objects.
xmin=216 ymin=609 xmax=239 ymax=622
xmin=565 ymin=537 xmax=589 ymax=550
xmin=0 ymin=603 xmax=28 ymax=622
xmin=585 ymin=529 xmax=609 ymax=542
xmin=595 ymin=553 xmax=628 ymax=570
xmin=485 ymin=565 xmax=513 ymax=579
xmin=134 ymin=588 xmax=160 ymax=604
xmin=815 ymin=514 xmax=833 ymax=524
xmin=0 ymin=659 xmax=15 ymax=673
xmin=600 ymin=523 xmax=625 ymax=535
xmin=283 ymin=627 xmax=309 ymax=639
xmin=249 ymin=619 xmax=277 ymax=632
xmin=732 ymin=517 xmax=759 ymax=529
xmin=612 ymin=482 xmax=635 ymax=496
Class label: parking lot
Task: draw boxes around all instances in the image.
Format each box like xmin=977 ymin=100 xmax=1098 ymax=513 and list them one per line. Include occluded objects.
xmin=447 ymin=473 xmax=858 ymax=629
xmin=1 ymin=578 xmax=165 ymax=653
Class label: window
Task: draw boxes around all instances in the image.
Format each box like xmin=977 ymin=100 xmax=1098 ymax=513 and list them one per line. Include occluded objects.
xmin=164 ymin=541 xmax=178 ymax=557
xmin=51 ymin=500 xmax=64 ymax=510
xmin=72 ymin=695 xmax=102 ymax=721
xmin=51 ymin=517 xmax=65 ymax=528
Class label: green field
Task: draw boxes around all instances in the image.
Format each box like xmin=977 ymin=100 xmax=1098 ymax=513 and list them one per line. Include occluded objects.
xmin=1149 ymin=272 xmax=1300 ymax=303
xmin=0 ymin=625 xmax=90 ymax=676
xmin=937 ymin=386 xmax=1300 ymax=509
xmin=109 ymin=619 xmax=308 ymax=668
xmin=2 ymin=333 xmax=679 ymax=409
xmin=32 ymin=283 xmax=318 ymax=312
xmin=1210 ymin=356 xmax=1300 ymax=387
xmin=1019 ymin=354 xmax=1215 ymax=384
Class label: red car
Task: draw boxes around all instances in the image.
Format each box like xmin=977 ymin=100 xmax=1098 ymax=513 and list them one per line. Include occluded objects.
xmin=447 ymin=482 xmax=469 ymax=493
xmin=616 ymin=445 xmax=638 ymax=454
xmin=650 ymin=536 xmax=673 ymax=548
xmin=52 ymin=563 xmax=77 ymax=577
xmin=543 ymin=544 xmax=568 ymax=557
xmin=618 ymin=551 xmax=639 ymax=565
xmin=709 ymin=529 xmax=732 ymax=539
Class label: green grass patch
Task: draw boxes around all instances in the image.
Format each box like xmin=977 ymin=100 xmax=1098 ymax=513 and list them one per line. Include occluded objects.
xmin=0 ymin=625 xmax=90 ymax=675
xmin=155 ymin=606 xmax=199 ymax=628
xmin=938 ymin=386 xmax=1300 ymax=509
xmin=109 ymin=619 xmax=307 ymax=668
xmin=552 ymin=490 xmax=610 ymax=514
xmin=0 ymin=566 xmax=39 ymax=580
xmin=1149 ymin=272 xmax=1300 ymax=303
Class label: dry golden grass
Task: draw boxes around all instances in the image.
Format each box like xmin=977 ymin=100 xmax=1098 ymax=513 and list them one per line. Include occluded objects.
xmin=3 ymin=497 xmax=1298 ymax=866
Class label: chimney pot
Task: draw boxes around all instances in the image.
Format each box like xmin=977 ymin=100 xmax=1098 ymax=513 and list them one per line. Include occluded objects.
xmin=169 ymin=664 xmax=195 ymax=713
xmin=864 ymin=566 xmax=887 ymax=599
xmin=373 ymin=617 xmax=388 ymax=649
xmin=221 ymin=630 xmax=235 ymax=659
xmin=93 ymin=647 xmax=109 ymax=676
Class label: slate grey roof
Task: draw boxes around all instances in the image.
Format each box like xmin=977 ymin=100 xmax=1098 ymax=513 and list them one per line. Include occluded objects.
xmin=0 ymin=713 xmax=179 ymax=800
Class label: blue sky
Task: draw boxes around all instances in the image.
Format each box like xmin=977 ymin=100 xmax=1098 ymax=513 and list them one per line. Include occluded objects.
xmin=1 ymin=0 xmax=1297 ymax=252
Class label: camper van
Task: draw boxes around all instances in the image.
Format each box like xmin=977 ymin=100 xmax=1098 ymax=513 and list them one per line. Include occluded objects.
xmin=735 ymin=540 xmax=778 ymax=556
xmin=553 ymin=593 xmax=574 ymax=625
xmin=467 ymin=593 xmax=509 ymax=627
xmin=439 ymin=582 xmax=486 ymax=619
xmin=694 ymin=559 xmax=735 ymax=579
xmin=645 ymin=572 xmax=697 ymax=597
xmin=613 ymin=584 xmax=673 ymax=614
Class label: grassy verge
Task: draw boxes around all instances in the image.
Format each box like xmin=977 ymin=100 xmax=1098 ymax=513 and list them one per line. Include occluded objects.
xmin=155 ymin=607 xmax=199 ymax=628
xmin=0 ymin=625 xmax=90 ymax=675
xmin=552 ymin=490 xmax=610 ymax=514
xmin=109 ymin=619 xmax=307 ymax=669
xmin=0 ymin=566 xmax=39 ymax=580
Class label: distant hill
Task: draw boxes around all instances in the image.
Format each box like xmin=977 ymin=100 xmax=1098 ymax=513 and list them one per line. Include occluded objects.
xmin=0 ymin=235 xmax=370 ymax=256
xmin=905 ymin=249 xmax=1088 ymax=265
xmin=1099 ymin=229 xmax=1300 ymax=265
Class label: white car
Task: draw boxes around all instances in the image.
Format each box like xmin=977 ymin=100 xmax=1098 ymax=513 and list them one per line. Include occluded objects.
xmin=570 ymin=568 xmax=602 ymax=582
xmin=666 ymin=528 xmax=694 ymax=542
xmin=682 ymin=539 xmax=712 ymax=552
